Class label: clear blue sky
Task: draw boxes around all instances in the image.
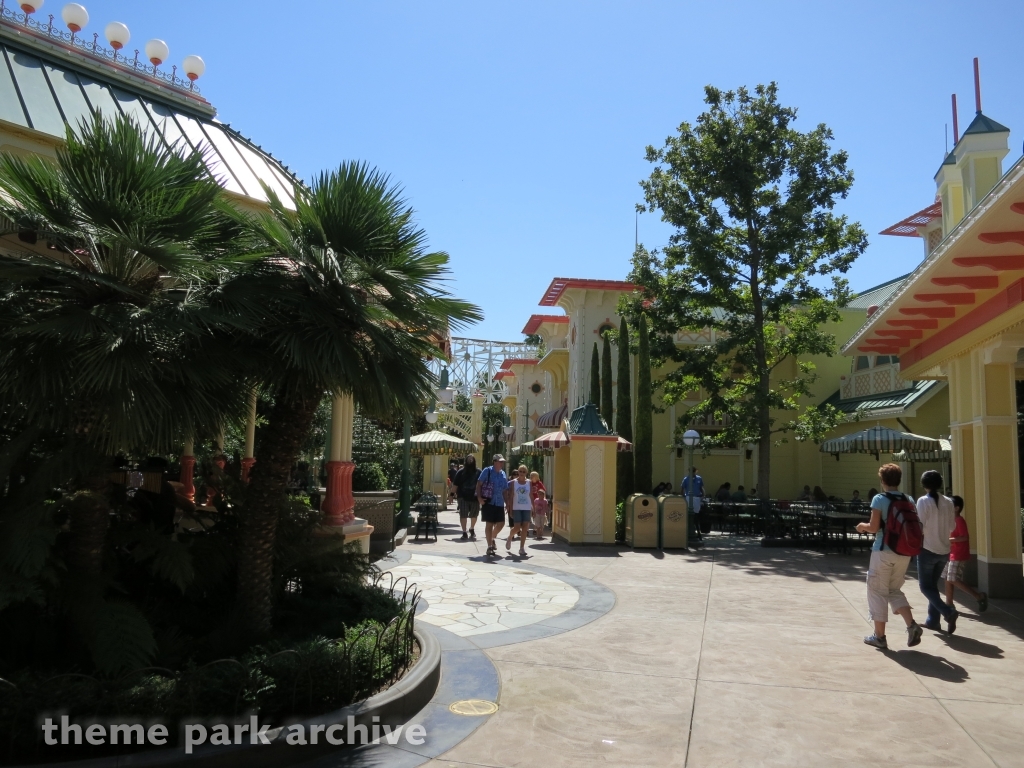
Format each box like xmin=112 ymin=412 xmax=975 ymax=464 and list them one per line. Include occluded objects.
xmin=69 ymin=0 xmax=1024 ymax=340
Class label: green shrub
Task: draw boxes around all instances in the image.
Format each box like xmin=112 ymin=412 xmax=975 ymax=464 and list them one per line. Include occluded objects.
xmin=353 ymin=462 xmax=388 ymax=492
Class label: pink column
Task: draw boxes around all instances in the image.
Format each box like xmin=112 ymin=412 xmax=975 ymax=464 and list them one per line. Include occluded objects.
xmin=241 ymin=457 xmax=256 ymax=482
xmin=322 ymin=460 xmax=356 ymax=526
xmin=179 ymin=455 xmax=196 ymax=502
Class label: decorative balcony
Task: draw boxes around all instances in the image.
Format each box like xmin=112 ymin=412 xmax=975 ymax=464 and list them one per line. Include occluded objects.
xmin=839 ymin=363 xmax=912 ymax=401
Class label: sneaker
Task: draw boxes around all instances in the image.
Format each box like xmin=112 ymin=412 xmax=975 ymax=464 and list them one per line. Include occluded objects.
xmin=907 ymin=622 xmax=923 ymax=647
xmin=863 ymin=634 xmax=888 ymax=649
xmin=978 ymin=593 xmax=988 ymax=612
xmin=469 ymin=529 xmax=476 ymax=540
xmin=461 ymin=532 xmax=468 ymax=540
xmin=506 ymin=537 xmax=512 ymax=551
xmin=923 ymin=619 xmax=941 ymax=631
xmin=947 ymin=610 xmax=959 ymax=635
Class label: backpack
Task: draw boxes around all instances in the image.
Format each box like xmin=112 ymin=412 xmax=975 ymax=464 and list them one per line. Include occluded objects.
xmin=881 ymin=492 xmax=923 ymax=556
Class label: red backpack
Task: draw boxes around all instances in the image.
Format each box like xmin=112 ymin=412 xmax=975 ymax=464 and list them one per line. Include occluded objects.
xmin=881 ymin=492 xmax=923 ymax=556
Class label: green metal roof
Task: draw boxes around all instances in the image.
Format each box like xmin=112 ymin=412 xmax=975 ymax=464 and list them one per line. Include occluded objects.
xmin=962 ymin=111 xmax=1010 ymax=136
xmin=846 ymin=273 xmax=911 ymax=309
xmin=0 ymin=26 xmax=298 ymax=207
xmin=820 ymin=379 xmax=942 ymax=416
xmin=567 ymin=403 xmax=612 ymax=436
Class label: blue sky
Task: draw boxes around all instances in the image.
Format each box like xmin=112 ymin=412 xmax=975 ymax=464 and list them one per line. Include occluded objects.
xmin=61 ymin=0 xmax=1024 ymax=340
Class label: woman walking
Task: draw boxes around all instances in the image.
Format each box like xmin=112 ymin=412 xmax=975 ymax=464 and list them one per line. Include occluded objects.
xmin=454 ymin=455 xmax=481 ymax=540
xmin=916 ymin=470 xmax=959 ymax=633
xmin=856 ymin=463 xmax=924 ymax=649
xmin=530 ymin=471 xmax=548 ymax=539
xmin=505 ymin=465 xmax=534 ymax=557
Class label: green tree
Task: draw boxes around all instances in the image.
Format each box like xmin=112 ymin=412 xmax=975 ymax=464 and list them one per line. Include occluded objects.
xmin=633 ymin=314 xmax=653 ymax=494
xmin=225 ymin=162 xmax=480 ymax=637
xmin=615 ymin=316 xmax=634 ymax=500
xmin=630 ymin=83 xmax=866 ymax=498
xmin=589 ymin=342 xmax=600 ymax=406
xmin=601 ymin=331 xmax=614 ymax=428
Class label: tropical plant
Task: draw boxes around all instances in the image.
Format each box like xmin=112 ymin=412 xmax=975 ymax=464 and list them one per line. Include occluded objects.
xmin=615 ymin=316 xmax=634 ymax=501
xmin=634 ymin=314 xmax=653 ymax=493
xmin=601 ymin=330 xmax=614 ymax=427
xmin=220 ymin=162 xmax=480 ymax=637
xmin=629 ymin=83 xmax=865 ymax=497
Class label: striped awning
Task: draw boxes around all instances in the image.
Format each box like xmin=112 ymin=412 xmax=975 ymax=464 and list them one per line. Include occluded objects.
xmin=392 ymin=430 xmax=479 ymax=456
xmin=616 ymin=436 xmax=633 ymax=453
xmin=536 ymin=404 xmax=569 ymax=428
xmin=534 ymin=430 xmax=570 ymax=450
xmin=820 ymin=426 xmax=941 ymax=455
xmin=512 ymin=440 xmax=547 ymax=456
xmin=892 ymin=438 xmax=952 ymax=462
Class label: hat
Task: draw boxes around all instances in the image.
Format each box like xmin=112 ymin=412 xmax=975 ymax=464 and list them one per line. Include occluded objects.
xmin=492 ymin=453 xmax=505 ymax=462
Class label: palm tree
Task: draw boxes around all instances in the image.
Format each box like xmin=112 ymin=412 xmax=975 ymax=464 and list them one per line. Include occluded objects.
xmin=0 ymin=113 xmax=249 ymax=580
xmin=220 ymin=162 xmax=480 ymax=637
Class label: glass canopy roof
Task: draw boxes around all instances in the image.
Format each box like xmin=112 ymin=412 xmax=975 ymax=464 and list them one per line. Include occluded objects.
xmin=0 ymin=37 xmax=297 ymax=208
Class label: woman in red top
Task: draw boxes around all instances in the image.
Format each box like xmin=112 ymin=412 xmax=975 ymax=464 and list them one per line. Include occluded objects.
xmin=529 ymin=471 xmax=548 ymax=539
xmin=943 ymin=495 xmax=988 ymax=612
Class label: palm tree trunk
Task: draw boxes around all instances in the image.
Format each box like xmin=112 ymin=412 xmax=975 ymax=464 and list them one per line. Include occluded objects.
xmin=66 ymin=491 xmax=109 ymax=578
xmin=238 ymin=387 xmax=320 ymax=638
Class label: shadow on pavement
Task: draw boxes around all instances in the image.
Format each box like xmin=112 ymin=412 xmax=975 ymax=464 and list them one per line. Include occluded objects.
xmin=885 ymin=649 xmax=969 ymax=682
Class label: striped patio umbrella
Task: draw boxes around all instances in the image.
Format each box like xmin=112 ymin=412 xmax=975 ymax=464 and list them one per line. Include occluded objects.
xmin=392 ymin=430 xmax=479 ymax=456
xmin=512 ymin=440 xmax=548 ymax=456
xmin=534 ymin=430 xmax=570 ymax=450
xmin=616 ymin=436 xmax=633 ymax=453
xmin=820 ymin=425 xmax=941 ymax=456
xmin=892 ymin=438 xmax=952 ymax=462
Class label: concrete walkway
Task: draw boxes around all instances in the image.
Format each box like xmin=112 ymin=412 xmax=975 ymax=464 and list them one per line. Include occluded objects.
xmin=400 ymin=507 xmax=1024 ymax=767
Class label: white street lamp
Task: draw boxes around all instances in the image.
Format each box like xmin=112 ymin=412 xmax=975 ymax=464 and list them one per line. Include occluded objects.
xmin=425 ymin=403 xmax=438 ymax=424
xmin=436 ymin=367 xmax=454 ymax=405
xmin=681 ymin=429 xmax=702 ymax=537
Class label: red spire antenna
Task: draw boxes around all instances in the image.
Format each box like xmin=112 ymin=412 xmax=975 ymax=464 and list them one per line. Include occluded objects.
xmin=973 ymin=57 xmax=982 ymax=113
xmin=951 ymin=94 xmax=959 ymax=144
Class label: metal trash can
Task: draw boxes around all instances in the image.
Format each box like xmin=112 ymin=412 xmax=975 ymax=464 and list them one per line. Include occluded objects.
xmin=659 ymin=494 xmax=689 ymax=549
xmin=625 ymin=494 xmax=659 ymax=548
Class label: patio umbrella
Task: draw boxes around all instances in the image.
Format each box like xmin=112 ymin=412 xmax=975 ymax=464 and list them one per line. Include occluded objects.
xmin=892 ymin=438 xmax=952 ymax=463
xmin=392 ymin=430 xmax=479 ymax=456
xmin=534 ymin=430 xmax=570 ymax=450
xmin=512 ymin=440 xmax=549 ymax=456
xmin=616 ymin=436 xmax=633 ymax=452
xmin=820 ymin=425 xmax=941 ymax=456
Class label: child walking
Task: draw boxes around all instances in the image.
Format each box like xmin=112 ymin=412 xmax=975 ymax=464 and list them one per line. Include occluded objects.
xmin=943 ymin=495 xmax=989 ymax=613
xmin=529 ymin=471 xmax=547 ymax=539
xmin=505 ymin=465 xmax=534 ymax=557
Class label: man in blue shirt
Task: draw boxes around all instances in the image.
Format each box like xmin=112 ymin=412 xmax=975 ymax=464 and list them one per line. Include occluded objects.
xmin=476 ymin=454 xmax=509 ymax=557
xmin=681 ymin=467 xmax=705 ymax=541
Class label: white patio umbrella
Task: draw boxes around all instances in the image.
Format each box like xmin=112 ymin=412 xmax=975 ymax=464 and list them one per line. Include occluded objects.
xmin=820 ymin=425 xmax=942 ymax=457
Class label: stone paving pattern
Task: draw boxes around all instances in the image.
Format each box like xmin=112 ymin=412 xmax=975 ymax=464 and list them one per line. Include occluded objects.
xmin=400 ymin=508 xmax=1024 ymax=767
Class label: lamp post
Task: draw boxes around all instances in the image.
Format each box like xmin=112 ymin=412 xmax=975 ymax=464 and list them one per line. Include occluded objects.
xmin=401 ymin=367 xmax=455 ymax=523
xmin=682 ymin=429 xmax=701 ymax=521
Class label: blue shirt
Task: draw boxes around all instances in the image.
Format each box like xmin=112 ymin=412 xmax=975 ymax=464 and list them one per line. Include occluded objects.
xmin=480 ymin=466 xmax=509 ymax=507
xmin=870 ymin=492 xmax=911 ymax=552
xmin=682 ymin=474 xmax=704 ymax=497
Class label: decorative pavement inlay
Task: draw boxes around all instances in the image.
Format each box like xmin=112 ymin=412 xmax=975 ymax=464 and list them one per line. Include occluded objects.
xmin=387 ymin=553 xmax=580 ymax=637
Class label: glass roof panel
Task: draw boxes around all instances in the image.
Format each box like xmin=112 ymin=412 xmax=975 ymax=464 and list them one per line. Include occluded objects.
xmin=142 ymin=98 xmax=195 ymax=155
xmin=42 ymin=64 xmax=91 ymax=132
xmin=229 ymin=135 xmax=294 ymax=206
xmin=198 ymin=123 xmax=267 ymax=201
xmin=0 ymin=47 xmax=29 ymax=128
xmin=76 ymin=73 xmax=124 ymax=121
xmin=108 ymin=86 xmax=163 ymax=143
xmin=173 ymin=112 xmax=245 ymax=195
xmin=7 ymin=48 xmax=65 ymax=136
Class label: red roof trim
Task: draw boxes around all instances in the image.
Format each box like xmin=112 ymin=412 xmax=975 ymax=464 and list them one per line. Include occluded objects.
xmin=880 ymin=202 xmax=942 ymax=237
xmin=902 ymin=278 xmax=1024 ymax=368
xmin=499 ymin=358 xmax=540 ymax=370
xmin=521 ymin=314 xmax=569 ymax=334
xmin=539 ymin=277 xmax=637 ymax=307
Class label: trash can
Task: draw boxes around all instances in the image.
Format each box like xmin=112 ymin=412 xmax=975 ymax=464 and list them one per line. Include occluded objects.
xmin=659 ymin=494 xmax=689 ymax=549
xmin=625 ymin=494 xmax=659 ymax=548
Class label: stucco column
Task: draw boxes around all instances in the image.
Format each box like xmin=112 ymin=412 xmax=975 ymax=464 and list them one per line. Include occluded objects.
xmin=322 ymin=393 xmax=356 ymax=526
xmin=179 ymin=439 xmax=196 ymax=502
xmin=213 ymin=427 xmax=227 ymax=470
xmin=241 ymin=390 xmax=257 ymax=482
xmin=951 ymin=348 xmax=1024 ymax=597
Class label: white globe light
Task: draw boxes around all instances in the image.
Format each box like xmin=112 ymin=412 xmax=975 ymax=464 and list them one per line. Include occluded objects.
xmin=424 ymin=411 xmax=438 ymax=424
xmin=20 ymin=1 xmax=43 ymax=14
xmin=61 ymin=3 xmax=88 ymax=32
xmin=682 ymin=429 xmax=701 ymax=448
xmin=144 ymin=38 xmax=169 ymax=66
xmin=503 ymin=425 xmax=515 ymax=436
xmin=104 ymin=21 xmax=130 ymax=50
xmin=182 ymin=54 xmax=205 ymax=81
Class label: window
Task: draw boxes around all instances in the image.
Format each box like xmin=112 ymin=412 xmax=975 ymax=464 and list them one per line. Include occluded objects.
xmin=598 ymin=323 xmax=615 ymax=337
xmin=856 ymin=356 xmax=871 ymax=371
xmin=875 ymin=356 xmax=891 ymax=365
xmin=891 ymin=355 xmax=899 ymax=363
xmin=530 ymin=382 xmax=543 ymax=394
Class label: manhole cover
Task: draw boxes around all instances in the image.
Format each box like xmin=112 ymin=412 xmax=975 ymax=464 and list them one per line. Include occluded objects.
xmin=450 ymin=699 xmax=499 ymax=716
xmin=464 ymin=601 xmax=494 ymax=608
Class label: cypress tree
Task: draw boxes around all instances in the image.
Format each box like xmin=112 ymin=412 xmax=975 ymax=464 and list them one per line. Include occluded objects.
xmin=601 ymin=331 xmax=614 ymax=427
xmin=634 ymin=313 xmax=653 ymax=494
xmin=589 ymin=342 xmax=601 ymax=406
xmin=616 ymin=316 xmax=634 ymax=500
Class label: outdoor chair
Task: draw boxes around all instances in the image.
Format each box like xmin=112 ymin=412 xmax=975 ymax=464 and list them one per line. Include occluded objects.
xmin=413 ymin=492 xmax=440 ymax=542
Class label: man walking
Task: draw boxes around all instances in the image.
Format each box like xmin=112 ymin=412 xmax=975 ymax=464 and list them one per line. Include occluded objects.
xmin=682 ymin=466 xmax=705 ymax=540
xmin=477 ymin=454 xmax=509 ymax=557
